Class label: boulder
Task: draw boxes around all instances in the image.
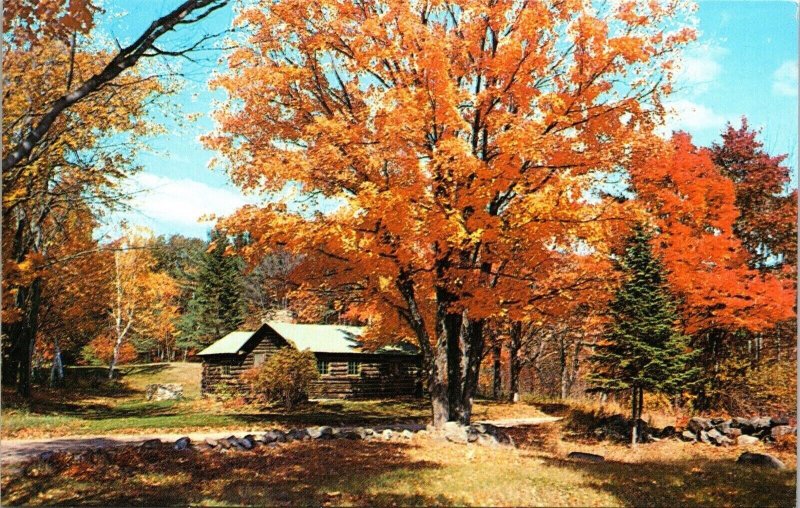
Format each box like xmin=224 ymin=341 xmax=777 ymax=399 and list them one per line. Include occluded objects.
xmin=706 ymin=428 xmax=723 ymax=440
xmin=714 ymin=420 xmax=732 ymax=435
xmin=687 ymin=417 xmax=712 ymax=434
xmin=567 ymin=451 xmax=605 ymax=463
xmin=381 ymin=429 xmax=394 ymax=440
xmin=770 ymin=416 xmax=790 ymax=427
xmin=307 ymin=426 xmax=334 ymax=439
xmin=38 ymin=451 xmax=57 ymax=462
xmin=710 ymin=417 xmax=725 ymax=425
xmin=238 ymin=436 xmax=255 ymax=450
xmin=698 ymin=430 xmax=711 ymax=445
xmin=737 ymin=435 xmax=760 ymax=446
xmin=750 ymin=417 xmax=772 ymax=432
xmin=226 ymin=436 xmax=244 ymax=449
xmin=145 ymin=383 xmax=183 ymax=401
xmin=263 ymin=430 xmax=286 ymax=443
xmin=731 ymin=417 xmax=755 ymax=434
xmin=679 ymin=430 xmax=696 ymax=442
xmin=174 ymin=437 xmax=191 ymax=451
xmin=286 ymin=428 xmax=310 ymax=441
xmin=140 ymin=439 xmax=161 ymax=449
xmin=770 ymin=425 xmax=795 ymax=440
xmin=723 ymin=427 xmax=742 ymax=439
xmin=737 ymin=452 xmax=786 ymax=470
xmin=205 ymin=438 xmax=218 ymax=448
xmin=659 ymin=426 xmax=676 ymax=439
xmin=401 ymin=430 xmax=414 ymax=439
xmin=218 ymin=438 xmax=231 ymax=449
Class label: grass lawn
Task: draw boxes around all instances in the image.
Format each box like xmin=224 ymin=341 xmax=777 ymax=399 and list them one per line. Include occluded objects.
xmin=1 ymin=362 xmax=543 ymax=438
xmin=3 ymin=423 xmax=795 ymax=507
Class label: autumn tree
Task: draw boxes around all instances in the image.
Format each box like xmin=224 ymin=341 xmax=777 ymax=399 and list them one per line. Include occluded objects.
xmin=711 ymin=118 xmax=797 ymax=270
xmin=589 ymin=225 xmax=699 ymax=445
xmin=2 ymin=0 xmax=234 ymax=396
xmin=209 ymin=0 xmax=695 ymax=426
xmin=629 ymin=133 xmax=795 ymax=411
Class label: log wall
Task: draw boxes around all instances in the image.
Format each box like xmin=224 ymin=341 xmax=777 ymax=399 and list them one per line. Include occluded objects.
xmin=308 ymin=353 xmax=422 ymax=399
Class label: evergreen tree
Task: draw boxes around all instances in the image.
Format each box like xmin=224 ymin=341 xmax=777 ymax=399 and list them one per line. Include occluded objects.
xmin=589 ymin=225 xmax=699 ymax=445
xmin=178 ymin=230 xmax=246 ymax=351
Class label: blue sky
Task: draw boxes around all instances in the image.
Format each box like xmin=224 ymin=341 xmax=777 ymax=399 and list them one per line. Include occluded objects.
xmin=101 ymin=0 xmax=798 ymax=239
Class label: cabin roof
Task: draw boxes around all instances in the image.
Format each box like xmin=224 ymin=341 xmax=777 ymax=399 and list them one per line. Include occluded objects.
xmin=197 ymin=321 xmax=418 ymax=357
xmin=196 ymin=331 xmax=255 ymax=356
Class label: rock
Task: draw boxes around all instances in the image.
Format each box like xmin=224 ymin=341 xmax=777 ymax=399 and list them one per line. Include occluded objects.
xmin=751 ymin=416 xmax=772 ymax=431
xmin=226 ymin=436 xmax=244 ymax=449
xmin=731 ymin=417 xmax=755 ymax=434
xmin=307 ymin=426 xmax=334 ymax=439
xmin=476 ymin=433 xmax=499 ymax=447
xmin=401 ymin=430 xmax=414 ymax=439
xmin=239 ymin=436 xmax=255 ymax=450
xmin=698 ymin=430 xmax=711 ymax=444
xmin=263 ymin=430 xmax=286 ymax=443
xmin=770 ymin=425 xmax=795 ymax=439
xmin=707 ymin=428 xmax=723 ymax=441
xmin=218 ymin=438 xmax=231 ymax=449
xmin=737 ymin=435 xmax=760 ymax=446
xmin=174 ymin=437 xmax=191 ymax=451
xmin=205 ymin=438 xmax=218 ymax=448
xmin=726 ymin=428 xmax=742 ymax=439
xmin=341 ymin=430 xmax=362 ymax=440
xmin=737 ymin=452 xmax=786 ymax=470
xmin=714 ymin=420 xmax=732 ymax=435
xmin=286 ymin=428 xmax=310 ymax=441
xmin=267 ymin=442 xmax=280 ymax=448
xmin=415 ymin=430 xmax=429 ymax=439
xmin=770 ymin=416 xmax=790 ymax=427
xmin=710 ymin=417 xmax=725 ymax=425
xmin=687 ymin=417 xmax=712 ymax=434
xmin=140 ymin=439 xmax=161 ymax=449
xmin=679 ymin=430 xmax=696 ymax=442
xmin=38 ymin=451 xmax=56 ymax=462
xmin=381 ymin=429 xmax=394 ymax=440
xmin=567 ymin=452 xmax=605 ymax=463
xmin=145 ymin=383 xmax=183 ymax=401
xmin=659 ymin=426 xmax=676 ymax=438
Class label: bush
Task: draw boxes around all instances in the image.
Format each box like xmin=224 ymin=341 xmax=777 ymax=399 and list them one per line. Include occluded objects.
xmin=242 ymin=348 xmax=319 ymax=410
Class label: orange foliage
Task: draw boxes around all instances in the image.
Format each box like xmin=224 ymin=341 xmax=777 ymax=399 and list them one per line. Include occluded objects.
xmin=208 ymin=0 xmax=695 ymax=353
xmin=629 ymin=133 xmax=795 ymax=334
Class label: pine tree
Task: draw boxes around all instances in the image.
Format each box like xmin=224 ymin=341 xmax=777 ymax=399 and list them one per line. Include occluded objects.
xmin=178 ymin=230 xmax=246 ymax=350
xmin=589 ymin=225 xmax=699 ymax=445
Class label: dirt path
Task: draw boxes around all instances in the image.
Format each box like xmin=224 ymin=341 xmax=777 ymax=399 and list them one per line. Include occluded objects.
xmin=1 ymin=430 xmax=263 ymax=465
xmin=474 ymin=416 xmax=563 ymax=427
xmin=1 ymin=417 xmax=563 ymax=465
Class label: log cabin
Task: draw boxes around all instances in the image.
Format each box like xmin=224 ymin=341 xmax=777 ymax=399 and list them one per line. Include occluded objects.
xmin=197 ymin=321 xmax=423 ymax=399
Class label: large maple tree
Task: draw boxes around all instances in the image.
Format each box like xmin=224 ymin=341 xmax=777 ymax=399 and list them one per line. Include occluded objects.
xmin=209 ymin=0 xmax=695 ymax=425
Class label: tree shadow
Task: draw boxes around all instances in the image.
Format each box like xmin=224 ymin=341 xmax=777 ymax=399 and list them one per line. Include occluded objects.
xmin=539 ymin=455 xmax=796 ymax=507
xmin=3 ymin=440 xmax=448 ymax=506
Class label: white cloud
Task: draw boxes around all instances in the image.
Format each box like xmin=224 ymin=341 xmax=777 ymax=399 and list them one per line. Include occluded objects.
xmin=124 ymin=172 xmax=256 ymax=229
xmin=673 ymin=44 xmax=727 ymax=94
xmin=772 ymin=60 xmax=798 ymax=97
xmin=659 ymin=99 xmax=728 ymax=136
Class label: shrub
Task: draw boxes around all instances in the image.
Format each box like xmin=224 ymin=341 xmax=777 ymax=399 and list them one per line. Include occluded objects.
xmin=80 ymin=336 xmax=137 ymax=366
xmin=242 ymin=348 xmax=319 ymax=410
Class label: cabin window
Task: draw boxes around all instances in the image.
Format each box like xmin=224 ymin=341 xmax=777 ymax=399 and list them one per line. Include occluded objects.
xmin=317 ymin=360 xmax=330 ymax=375
xmin=222 ymin=365 xmax=231 ymax=375
xmin=254 ymin=353 xmax=266 ymax=366
xmin=347 ymin=361 xmax=361 ymax=376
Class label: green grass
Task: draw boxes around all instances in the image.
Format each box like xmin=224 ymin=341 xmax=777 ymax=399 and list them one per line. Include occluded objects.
xmin=2 ymin=363 xmax=435 ymax=438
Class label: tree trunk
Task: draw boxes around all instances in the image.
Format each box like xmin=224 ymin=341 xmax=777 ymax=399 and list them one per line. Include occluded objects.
xmin=50 ymin=337 xmax=64 ymax=387
xmin=492 ymin=342 xmax=502 ymax=399
xmin=509 ymin=321 xmax=522 ymax=402
xmin=631 ymin=386 xmax=638 ymax=447
xmin=456 ymin=316 xmax=484 ymax=425
xmin=445 ymin=312 xmax=464 ymax=421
